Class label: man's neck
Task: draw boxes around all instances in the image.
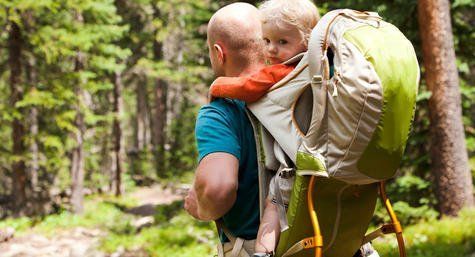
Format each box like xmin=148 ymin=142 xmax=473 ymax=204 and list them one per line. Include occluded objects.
xmin=227 ymin=62 xmax=265 ymax=77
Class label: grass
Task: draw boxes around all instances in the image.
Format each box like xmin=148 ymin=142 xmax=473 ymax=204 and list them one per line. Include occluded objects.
xmin=0 ymin=194 xmax=137 ymax=236
xmin=0 ymin=193 xmax=474 ymax=257
xmin=100 ymin=212 xmax=216 ymax=257
xmin=373 ymin=208 xmax=475 ymax=257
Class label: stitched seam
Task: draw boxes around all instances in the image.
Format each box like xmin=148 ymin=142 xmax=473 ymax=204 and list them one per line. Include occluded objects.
xmin=324 ymin=184 xmax=351 ymax=251
xmin=333 ymin=83 xmax=371 ymax=178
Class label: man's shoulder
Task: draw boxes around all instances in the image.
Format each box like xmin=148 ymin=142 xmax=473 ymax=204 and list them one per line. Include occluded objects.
xmin=194 ymin=99 xmax=251 ymax=163
xmin=198 ymin=98 xmax=246 ymax=120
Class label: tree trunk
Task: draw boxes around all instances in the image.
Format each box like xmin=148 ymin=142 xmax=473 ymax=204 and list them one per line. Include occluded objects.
xmin=8 ymin=21 xmax=27 ymax=216
xmin=418 ymin=0 xmax=474 ymax=216
xmin=70 ymin=49 xmax=86 ymax=214
xmin=25 ymin=56 xmax=39 ymax=191
xmin=70 ymin=110 xmax=85 ymax=213
xmin=28 ymin=107 xmax=39 ymax=189
xmin=151 ymin=23 xmax=168 ymax=177
xmin=112 ymin=70 xmax=124 ymax=196
xmin=131 ymin=77 xmax=149 ymax=179
xmin=136 ymin=78 xmax=148 ymax=151
xmin=150 ymin=78 xmax=168 ymax=177
xmin=97 ymin=132 xmax=111 ymax=194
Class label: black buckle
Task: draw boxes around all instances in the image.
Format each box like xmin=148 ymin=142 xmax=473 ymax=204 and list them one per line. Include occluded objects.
xmin=279 ymin=168 xmax=295 ymax=179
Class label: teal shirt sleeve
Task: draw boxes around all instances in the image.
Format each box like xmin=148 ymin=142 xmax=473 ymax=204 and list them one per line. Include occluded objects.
xmin=195 ymin=100 xmax=242 ymax=163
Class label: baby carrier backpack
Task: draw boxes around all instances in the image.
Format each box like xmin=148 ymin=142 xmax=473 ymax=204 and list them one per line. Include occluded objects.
xmin=245 ymin=9 xmax=420 ymax=257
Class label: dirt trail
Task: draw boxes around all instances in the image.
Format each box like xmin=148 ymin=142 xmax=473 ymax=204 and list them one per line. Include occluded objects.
xmin=0 ymin=184 xmax=187 ymax=257
xmin=0 ymin=227 xmax=105 ymax=257
xmin=130 ymin=184 xmax=186 ymax=206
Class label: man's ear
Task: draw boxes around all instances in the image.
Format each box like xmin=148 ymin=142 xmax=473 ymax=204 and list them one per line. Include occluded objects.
xmin=213 ymin=43 xmax=225 ymax=64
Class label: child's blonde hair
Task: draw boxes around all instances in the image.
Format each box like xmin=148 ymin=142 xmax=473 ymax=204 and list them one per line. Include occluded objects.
xmin=259 ymin=0 xmax=319 ymax=47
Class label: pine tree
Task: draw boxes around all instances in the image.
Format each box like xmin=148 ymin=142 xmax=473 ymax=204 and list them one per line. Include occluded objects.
xmin=418 ymin=0 xmax=474 ymax=216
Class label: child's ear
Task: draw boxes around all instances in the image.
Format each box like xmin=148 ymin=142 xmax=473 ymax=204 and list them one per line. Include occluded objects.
xmin=213 ymin=43 xmax=225 ymax=64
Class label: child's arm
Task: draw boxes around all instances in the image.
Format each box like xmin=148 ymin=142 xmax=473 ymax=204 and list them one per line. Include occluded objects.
xmin=210 ymin=64 xmax=294 ymax=103
xmin=255 ymin=198 xmax=280 ymax=254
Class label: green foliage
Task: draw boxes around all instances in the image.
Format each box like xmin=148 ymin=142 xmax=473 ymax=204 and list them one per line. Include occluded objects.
xmin=100 ymin=214 xmax=215 ymax=257
xmin=373 ymin=174 xmax=439 ymax=226
xmin=165 ymin=99 xmax=199 ymax=178
xmin=0 ymin=217 xmax=34 ymax=235
xmin=391 ymin=201 xmax=438 ymax=226
xmin=374 ymin=208 xmax=475 ymax=257
xmin=100 ymin=210 xmax=215 ymax=257
xmin=0 ymin=0 xmax=132 ymax=199
xmin=387 ymin=174 xmax=435 ymax=207
xmin=154 ymin=200 xmax=184 ymax=224
xmin=0 ymin=194 xmax=137 ymax=235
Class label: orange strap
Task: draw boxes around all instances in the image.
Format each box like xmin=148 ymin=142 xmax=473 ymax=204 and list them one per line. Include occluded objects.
xmin=307 ymin=176 xmax=323 ymax=257
xmin=379 ymin=182 xmax=407 ymax=257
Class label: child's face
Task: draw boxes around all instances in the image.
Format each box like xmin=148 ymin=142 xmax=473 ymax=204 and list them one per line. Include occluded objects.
xmin=262 ymin=21 xmax=307 ymax=65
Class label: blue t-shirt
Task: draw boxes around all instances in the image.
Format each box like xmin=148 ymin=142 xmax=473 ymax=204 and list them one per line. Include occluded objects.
xmin=195 ymin=98 xmax=259 ymax=242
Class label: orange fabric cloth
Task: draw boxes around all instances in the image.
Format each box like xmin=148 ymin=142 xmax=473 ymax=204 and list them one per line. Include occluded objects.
xmin=209 ymin=64 xmax=294 ymax=103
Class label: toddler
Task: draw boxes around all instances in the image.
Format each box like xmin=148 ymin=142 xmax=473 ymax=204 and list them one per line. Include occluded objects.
xmin=209 ymin=0 xmax=319 ymax=103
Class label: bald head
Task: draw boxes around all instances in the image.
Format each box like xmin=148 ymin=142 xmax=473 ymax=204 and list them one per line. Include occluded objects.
xmin=208 ymin=3 xmax=261 ymax=50
xmin=207 ymin=2 xmax=265 ymax=77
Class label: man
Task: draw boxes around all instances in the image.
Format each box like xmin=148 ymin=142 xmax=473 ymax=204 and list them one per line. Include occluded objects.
xmin=184 ymin=2 xmax=266 ymax=257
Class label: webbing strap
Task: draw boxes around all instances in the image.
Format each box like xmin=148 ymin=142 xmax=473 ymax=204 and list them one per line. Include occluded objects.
xmin=274 ymin=166 xmax=293 ymax=232
xmin=281 ymin=236 xmax=322 ymax=257
xmin=216 ymin=220 xmax=237 ymax=245
xmin=362 ymin=223 xmax=399 ymax=245
xmin=231 ymin=238 xmax=246 ymax=257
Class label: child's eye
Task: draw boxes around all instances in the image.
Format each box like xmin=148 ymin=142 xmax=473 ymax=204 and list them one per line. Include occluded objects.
xmin=278 ymin=39 xmax=288 ymax=45
xmin=263 ymin=38 xmax=270 ymax=44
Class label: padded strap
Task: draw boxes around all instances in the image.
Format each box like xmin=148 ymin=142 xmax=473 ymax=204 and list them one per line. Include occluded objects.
xmin=216 ymin=220 xmax=253 ymax=257
xmin=339 ymin=9 xmax=381 ymax=21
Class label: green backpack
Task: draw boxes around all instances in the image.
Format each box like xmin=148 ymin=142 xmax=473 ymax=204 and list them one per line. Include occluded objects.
xmin=246 ymin=9 xmax=419 ymax=257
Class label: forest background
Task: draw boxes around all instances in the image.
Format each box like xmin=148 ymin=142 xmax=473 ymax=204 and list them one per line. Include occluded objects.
xmin=0 ymin=0 xmax=474 ymax=257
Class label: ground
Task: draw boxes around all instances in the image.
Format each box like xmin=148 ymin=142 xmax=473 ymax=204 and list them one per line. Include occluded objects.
xmin=0 ymin=184 xmax=187 ymax=257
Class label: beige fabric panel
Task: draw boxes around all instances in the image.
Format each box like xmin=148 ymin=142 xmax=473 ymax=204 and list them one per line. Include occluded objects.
xmin=325 ymin=21 xmax=383 ymax=184
xmin=261 ymin=127 xmax=279 ymax=171
xmin=248 ymin=55 xmax=310 ymax=163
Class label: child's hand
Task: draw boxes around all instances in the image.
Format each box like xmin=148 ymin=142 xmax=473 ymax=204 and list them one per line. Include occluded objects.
xmin=208 ymin=82 xmax=217 ymax=103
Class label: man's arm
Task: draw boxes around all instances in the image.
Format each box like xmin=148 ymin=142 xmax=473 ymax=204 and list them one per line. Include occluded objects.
xmin=185 ymin=152 xmax=239 ymax=221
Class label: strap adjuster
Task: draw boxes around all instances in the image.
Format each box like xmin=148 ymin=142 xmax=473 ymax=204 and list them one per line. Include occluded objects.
xmin=312 ymin=75 xmax=323 ymax=85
